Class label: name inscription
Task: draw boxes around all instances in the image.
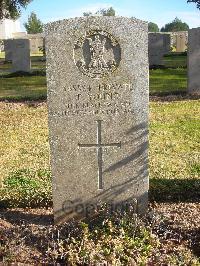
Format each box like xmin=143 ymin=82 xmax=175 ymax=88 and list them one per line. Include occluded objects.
xmin=50 ymin=83 xmax=134 ymax=117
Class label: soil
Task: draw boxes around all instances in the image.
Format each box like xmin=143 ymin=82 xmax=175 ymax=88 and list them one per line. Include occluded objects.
xmin=1 ymin=202 xmax=200 ymax=264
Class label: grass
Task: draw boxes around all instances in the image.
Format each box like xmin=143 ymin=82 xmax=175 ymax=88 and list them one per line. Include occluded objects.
xmin=0 ymin=52 xmax=199 ymax=203
xmin=0 ymin=53 xmax=188 ymax=101
xmin=0 ymin=100 xmax=199 ymax=264
xmin=149 ymin=100 xmax=200 ymax=178
xmin=0 ymin=102 xmax=49 ymax=186
xmin=0 ymin=52 xmax=5 ymax=59
xmin=163 ymin=53 xmax=187 ymax=68
xmin=150 ymin=68 xmax=187 ymax=95
xmin=0 ymin=75 xmax=47 ymax=100
xmin=0 ymin=52 xmax=200 ymax=264
xmin=0 ymin=100 xmax=199 ymax=206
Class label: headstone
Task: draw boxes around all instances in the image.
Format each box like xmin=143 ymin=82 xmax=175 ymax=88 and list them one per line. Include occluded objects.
xmin=45 ymin=17 xmax=149 ymax=224
xmin=29 ymin=37 xmax=44 ymax=53
xmin=176 ymin=33 xmax=187 ymax=52
xmin=163 ymin=34 xmax=171 ymax=54
xmin=188 ymin=27 xmax=200 ymax=95
xmin=148 ymin=33 xmax=165 ymax=66
xmin=4 ymin=39 xmax=13 ymax=61
xmin=11 ymin=39 xmax=31 ymax=72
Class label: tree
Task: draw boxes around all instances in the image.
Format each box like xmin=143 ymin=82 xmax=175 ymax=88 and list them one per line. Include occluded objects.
xmin=24 ymin=12 xmax=43 ymax=34
xmin=161 ymin=17 xmax=189 ymax=32
xmin=96 ymin=7 xmax=115 ymax=16
xmin=0 ymin=0 xmax=32 ymax=20
xmin=83 ymin=7 xmax=116 ymax=17
xmin=83 ymin=11 xmax=92 ymax=17
xmin=148 ymin=22 xmax=159 ymax=32
xmin=187 ymin=0 xmax=200 ymax=9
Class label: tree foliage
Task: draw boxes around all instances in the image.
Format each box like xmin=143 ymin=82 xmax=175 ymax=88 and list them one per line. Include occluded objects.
xmin=161 ymin=17 xmax=189 ymax=32
xmin=148 ymin=22 xmax=159 ymax=32
xmin=187 ymin=0 xmax=200 ymax=9
xmin=0 ymin=0 xmax=32 ymax=20
xmin=24 ymin=12 xmax=43 ymax=34
xmin=83 ymin=7 xmax=116 ymax=17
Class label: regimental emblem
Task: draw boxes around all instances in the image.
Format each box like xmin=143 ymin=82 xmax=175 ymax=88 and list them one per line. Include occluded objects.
xmin=73 ymin=30 xmax=121 ymax=79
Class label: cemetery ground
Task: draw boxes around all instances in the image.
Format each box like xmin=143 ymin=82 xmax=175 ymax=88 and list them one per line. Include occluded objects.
xmin=0 ymin=53 xmax=200 ymax=265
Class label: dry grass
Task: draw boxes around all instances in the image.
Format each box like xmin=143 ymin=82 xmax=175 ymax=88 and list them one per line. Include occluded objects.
xmin=0 ymin=102 xmax=49 ymax=185
xmin=0 ymin=100 xmax=199 ymax=186
xmin=149 ymin=100 xmax=200 ymax=180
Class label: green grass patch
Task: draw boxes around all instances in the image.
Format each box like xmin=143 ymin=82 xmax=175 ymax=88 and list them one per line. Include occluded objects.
xmin=150 ymin=68 xmax=187 ymax=95
xmin=0 ymin=54 xmax=189 ymax=101
xmin=163 ymin=53 xmax=187 ymax=68
xmin=1 ymin=169 xmax=52 ymax=208
xmin=0 ymin=74 xmax=47 ymax=100
xmin=0 ymin=68 xmax=187 ymax=101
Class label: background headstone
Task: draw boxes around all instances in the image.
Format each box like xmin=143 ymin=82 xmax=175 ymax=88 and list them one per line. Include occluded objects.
xmin=148 ymin=33 xmax=165 ymax=66
xmin=176 ymin=33 xmax=187 ymax=52
xmin=163 ymin=33 xmax=171 ymax=54
xmin=11 ymin=39 xmax=31 ymax=72
xmin=169 ymin=31 xmax=188 ymax=51
xmin=27 ymin=34 xmax=44 ymax=53
xmin=4 ymin=39 xmax=13 ymax=61
xmin=45 ymin=17 xmax=149 ymax=224
xmin=188 ymin=27 xmax=200 ymax=95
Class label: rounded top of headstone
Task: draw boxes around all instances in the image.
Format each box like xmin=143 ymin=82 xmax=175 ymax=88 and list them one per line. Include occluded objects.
xmin=44 ymin=16 xmax=147 ymax=36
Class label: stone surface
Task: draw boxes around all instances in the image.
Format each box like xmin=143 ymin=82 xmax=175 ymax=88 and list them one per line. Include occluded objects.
xmin=27 ymin=34 xmax=44 ymax=53
xmin=176 ymin=33 xmax=187 ymax=52
xmin=188 ymin=27 xmax=200 ymax=95
xmin=148 ymin=33 xmax=170 ymax=66
xmin=45 ymin=17 xmax=149 ymax=224
xmin=11 ymin=39 xmax=31 ymax=72
xmin=163 ymin=33 xmax=171 ymax=54
xmin=4 ymin=39 xmax=13 ymax=61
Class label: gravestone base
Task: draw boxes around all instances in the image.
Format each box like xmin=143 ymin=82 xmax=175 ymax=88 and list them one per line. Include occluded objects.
xmin=55 ymin=193 xmax=148 ymax=224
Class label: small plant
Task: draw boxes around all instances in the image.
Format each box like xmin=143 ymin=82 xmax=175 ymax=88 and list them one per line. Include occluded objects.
xmin=0 ymin=169 xmax=52 ymax=208
xmin=46 ymin=213 xmax=160 ymax=265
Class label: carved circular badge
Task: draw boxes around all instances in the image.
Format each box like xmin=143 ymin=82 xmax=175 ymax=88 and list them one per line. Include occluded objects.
xmin=73 ymin=30 xmax=121 ymax=79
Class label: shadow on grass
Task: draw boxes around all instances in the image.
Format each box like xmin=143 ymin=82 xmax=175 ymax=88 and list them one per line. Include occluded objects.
xmin=0 ymin=70 xmax=46 ymax=78
xmin=150 ymin=178 xmax=200 ymax=202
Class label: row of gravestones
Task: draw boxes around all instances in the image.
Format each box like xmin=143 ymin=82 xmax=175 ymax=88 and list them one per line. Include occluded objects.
xmin=3 ymin=33 xmax=185 ymax=69
xmin=3 ymin=29 xmax=199 ymax=96
xmin=43 ymin=17 xmax=199 ymax=224
xmin=149 ymin=30 xmax=200 ymax=96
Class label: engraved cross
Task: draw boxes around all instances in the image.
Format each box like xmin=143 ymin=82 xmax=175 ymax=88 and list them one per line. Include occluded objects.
xmin=78 ymin=120 xmax=121 ymax=189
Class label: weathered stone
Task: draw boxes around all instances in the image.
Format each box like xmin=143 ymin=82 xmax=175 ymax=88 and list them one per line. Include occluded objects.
xmin=45 ymin=17 xmax=149 ymax=224
xmin=163 ymin=33 xmax=171 ymax=54
xmin=170 ymin=31 xmax=188 ymax=49
xmin=176 ymin=33 xmax=187 ymax=52
xmin=11 ymin=39 xmax=31 ymax=72
xmin=188 ymin=27 xmax=200 ymax=95
xmin=29 ymin=36 xmax=44 ymax=53
xmin=4 ymin=39 xmax=13 ymax=61
xmin=148 ymin=33 xmax=170 ymax=66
